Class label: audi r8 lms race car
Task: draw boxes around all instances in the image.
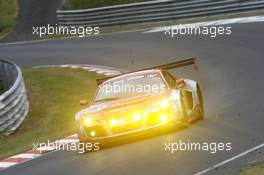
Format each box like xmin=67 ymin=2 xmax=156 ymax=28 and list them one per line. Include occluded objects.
xmin=75 ymin=58 xmax=204 ymax=146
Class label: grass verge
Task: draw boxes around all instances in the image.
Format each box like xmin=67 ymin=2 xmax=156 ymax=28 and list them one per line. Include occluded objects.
xmin=0 ymin=68 xmax=98 ymax=159
xmin=62 ymin=0 xmax=151 ymax=10
xmin=0 ymin=0 xmax=17 ymax=39
xmin=241 ymin=161 xmax=264 ymax=175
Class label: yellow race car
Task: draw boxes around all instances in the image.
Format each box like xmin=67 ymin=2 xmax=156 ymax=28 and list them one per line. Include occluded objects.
xmin=76 ymin=58 xmax=204 ymax=147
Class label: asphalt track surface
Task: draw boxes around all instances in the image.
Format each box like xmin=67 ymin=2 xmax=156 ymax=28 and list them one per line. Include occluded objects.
xmin=0 ymin=22 xmax=264 ymax=175
xmin=1 ymin=0 xmax=62 ymax=42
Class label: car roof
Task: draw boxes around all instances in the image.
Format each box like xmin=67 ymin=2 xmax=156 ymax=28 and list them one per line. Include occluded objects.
xmin=102 ymin=69 xmax=163 ymax=84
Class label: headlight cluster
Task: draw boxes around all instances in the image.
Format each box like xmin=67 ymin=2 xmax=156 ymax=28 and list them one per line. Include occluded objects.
xmin=80 ymin=99 xmax=173 ymax=132
xmin=80 ymin=115 xmax=96 ymax=127
xmin=108 ymin=119 xmax=116 ymax=127
xmin=107 ymin=112 xmax=142 ymax=128
xmin=83 ymin=118 xmax=91 ymax=125
xmin=106 ymin=99 xmax=172 ymax=128
xmin=132 ymin=113 xmax=142 ymax=122
xmin=143 ymin=99 xmax=173 ymax=124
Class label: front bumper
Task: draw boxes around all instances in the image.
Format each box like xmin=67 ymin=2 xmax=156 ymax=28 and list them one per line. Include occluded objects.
xmin=77 ymin=110 xmax=184 ymax=142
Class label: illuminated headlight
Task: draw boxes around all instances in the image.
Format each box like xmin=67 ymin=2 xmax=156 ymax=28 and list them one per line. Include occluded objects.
xmin=90 ymin=130 xmax=96 ymax=137
xmin=161 ymin=99 xmax=171 ymax=109
xmin=108 ymin=119 xmax=116 ymax=127
xmin=81 ymin=117 xmax=93 ymax=126
xmin=159 ymin=114 xmax=168 ymax=122
xmin=84 ymin=118 xmax=91 ymax=124
xmin=133 ymin=113 xmax=142 ymax=122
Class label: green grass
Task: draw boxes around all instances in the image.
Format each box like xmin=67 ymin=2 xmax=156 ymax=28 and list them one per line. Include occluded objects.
xmin=0 ymin=0 xmax=17 ymax=39
xmin=0 ymin=68 xmax=98 ymax=159
xmin=62 ymin=0 xmax=151 ymax=10
xmin=241 ymin=161 xmax=264 ymax=175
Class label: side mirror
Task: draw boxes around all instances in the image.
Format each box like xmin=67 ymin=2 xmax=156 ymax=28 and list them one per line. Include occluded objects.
xmin=176 ymin=79 xmax=185 ymax=88
xmin=80 ymin=99 xmax=88 ymax=106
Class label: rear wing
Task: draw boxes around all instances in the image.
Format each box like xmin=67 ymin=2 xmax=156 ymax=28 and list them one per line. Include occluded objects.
xmin=96 ymin=57 xmax=197 ymax=85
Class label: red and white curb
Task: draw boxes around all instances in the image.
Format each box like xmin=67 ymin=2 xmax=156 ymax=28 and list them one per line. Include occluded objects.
xmin=0 ymin=134 xmax=79 ymax=171
xmin=32 ymin=64 xmax=123 ymax=76
xmin=0 ymin=64 xmax=123 ymax=171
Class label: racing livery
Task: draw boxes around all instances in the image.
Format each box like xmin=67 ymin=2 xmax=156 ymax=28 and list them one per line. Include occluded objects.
xmin=75 ymin=58 xmax=204 ymax=145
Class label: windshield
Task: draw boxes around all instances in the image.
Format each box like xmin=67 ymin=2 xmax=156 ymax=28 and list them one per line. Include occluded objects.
xmin=95 ymin=73 xmax=167 ymax=102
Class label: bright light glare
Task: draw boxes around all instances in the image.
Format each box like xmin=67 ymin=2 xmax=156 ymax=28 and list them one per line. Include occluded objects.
xmin=90 ymin=130 xmax=96 ymax=137
xmin=83 ymin=118 xmax=91 ymax=126
xmin=109 ymin=119 xmax=116 ymax=127
xmin=160 ymin=114 xmax=167 ymax=122
xmin=133 ymin=113 xmax=141 ymax=121
xmin=161 ymin=100 xmax=169 ymax=109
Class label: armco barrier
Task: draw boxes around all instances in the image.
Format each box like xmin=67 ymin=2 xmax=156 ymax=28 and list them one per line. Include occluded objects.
xmin=57 ymin=0 xmax=264 ymax=27
xmin=0 ymin=60 xmax=29 ymax=136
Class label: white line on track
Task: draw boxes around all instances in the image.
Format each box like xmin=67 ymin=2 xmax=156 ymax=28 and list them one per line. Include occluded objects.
xmin=0 ymin=162 xmax=18 ymax=168
xmin=11 ymin=153 xmax=41 ymax=159
xmin=194 ymin=142 xmax=264 ymax=175
xmin=36 ymin=146 xmax=59 ymax=151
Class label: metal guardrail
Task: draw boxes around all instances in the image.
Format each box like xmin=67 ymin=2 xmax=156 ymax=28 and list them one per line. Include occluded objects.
xmin=57 ymin=0 xmax=264 ymax=27
xmin=0 ymin=60 xmax=29 ymax=136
